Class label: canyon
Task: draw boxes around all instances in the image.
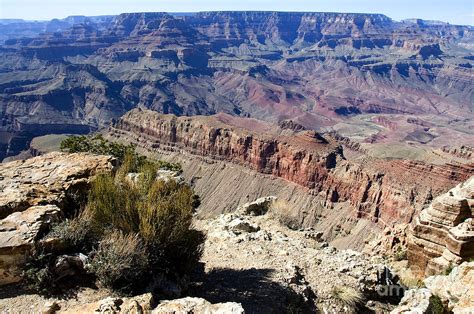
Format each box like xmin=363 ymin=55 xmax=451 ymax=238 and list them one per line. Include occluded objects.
xmin=0 ymin=12 xmax=473 ymax=160
xmin=0 ymin=9 xmax=473 ymax=313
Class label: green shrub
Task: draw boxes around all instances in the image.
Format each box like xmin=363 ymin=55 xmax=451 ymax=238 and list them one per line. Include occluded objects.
xmin=429 ymin=295 xmax=445 ymax=314
xmin=86 ymin=169 xmax=204 ymax=275
xmin=85 ymin=160 xmax=204 ymax=289
xmin=60 ymin=135 xmax=133 ymax=162
xmin=46 ymin=212 xmax=96 ymax=252
xmin=140 ymin=180 xmax=204 ymax=273
xmin=87 ymin=172 xmax=141 ymax=235
xmin=22 ymin=252 xmax=56 ymax=295
xmin=331 ymin=285 xmax=365 ymax=310
xmin=89 ymin=231 xmax=148 ymax=293
xmin=136 ymin=160 xmax=159 ymax=193
xmin=60 ymin=135 xmax=182 ymax=172
xmin=25 ymin=145 xmax=199 ymax=295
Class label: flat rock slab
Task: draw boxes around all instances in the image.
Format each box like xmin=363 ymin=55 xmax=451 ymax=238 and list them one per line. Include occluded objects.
xmin=0 ymin=205 xmax=62 ymax=285
xmin=0 ymin=152 xmax=116 ymax=219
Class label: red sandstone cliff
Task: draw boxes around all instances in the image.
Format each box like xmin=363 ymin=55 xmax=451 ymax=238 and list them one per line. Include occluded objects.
xmin=107 ymin=109 xmax=473 ymax=227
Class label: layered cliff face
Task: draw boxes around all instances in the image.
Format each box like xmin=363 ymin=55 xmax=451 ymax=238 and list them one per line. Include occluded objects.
xmin=107 ymin=109 xmax=473 ymax=230
xmin=0 ymin=15 xmax=114 ymax=44
xmin=1 ymin=11 xmax=473 ymax=160
xmin=408 ymin=176 xmax=474 ymax=276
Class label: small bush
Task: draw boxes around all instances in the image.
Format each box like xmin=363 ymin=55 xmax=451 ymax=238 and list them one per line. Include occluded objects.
xmin=398 ymin=268 xmax=424 ymax=289
xmin=394 ymin=247 xmax=407 ymax=261
xmin=429 ymin=295 xmax=445 ymax=314
xmin=22 ymin=252 xmax=56 ymax=295
xmin=136 ymin=160 xmax=160 ymax=194
xmin=331 ymin=285 xmax=365 ymax=310
xmin=60 ymin=135 xmax=133 ymax=162
xmin=61 ymin=135 xmax=182 ymax=172
xmin=46 ymin=212 xmax=96 ymax=252
xmin=90 ymin=231 xmax=148 ymax=293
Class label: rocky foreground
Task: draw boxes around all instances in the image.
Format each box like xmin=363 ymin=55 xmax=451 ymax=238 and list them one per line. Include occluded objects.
xmin=0 ymin=153 xmax=472 ymax=313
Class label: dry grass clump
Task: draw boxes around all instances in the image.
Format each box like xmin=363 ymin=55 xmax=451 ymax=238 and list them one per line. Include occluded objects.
xmin=398 ymin=268 xmax=424 ymax=289
xmin=46 ymin=211 xmax=95 ymax=250
xmin=89 ymin=231 xmax=148 ymax=292
xmin=331 ymin=285 xmax=365 ymax=310
xmin=273 ymin=199 xmax=301 ymax=230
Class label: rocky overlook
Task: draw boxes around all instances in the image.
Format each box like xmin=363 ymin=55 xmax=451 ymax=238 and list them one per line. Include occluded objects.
xmin=1 ymin=11 xmax=473 ymax=160
xmin=0 ymin=130 xmax=471 ymax=313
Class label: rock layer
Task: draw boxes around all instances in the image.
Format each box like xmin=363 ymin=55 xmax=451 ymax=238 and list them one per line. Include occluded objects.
xmin=154 ymin=297 xmax=245 ymax=314
xmin=107 ymin=109 xmax=473 ymax=229
xmin=408 ymin=176 xmax=474 ymax=276
xmin=424 ymin=261 xmax=474 ymax=313
xmin=0 ymin=205 xmax=62 ymax=284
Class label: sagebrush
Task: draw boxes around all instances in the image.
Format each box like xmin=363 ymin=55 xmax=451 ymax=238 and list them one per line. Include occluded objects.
xmin=89 ymin=231 xmax=148 ymax=292
xmin=331 ymin=285 xmax=365 ymax=310
xmin=24 ymin=148 xmax=203 ymax=295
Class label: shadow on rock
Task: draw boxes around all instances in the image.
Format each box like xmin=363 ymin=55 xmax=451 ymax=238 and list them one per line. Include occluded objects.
xmin=188 ymin=266 xmax=317 ymax=313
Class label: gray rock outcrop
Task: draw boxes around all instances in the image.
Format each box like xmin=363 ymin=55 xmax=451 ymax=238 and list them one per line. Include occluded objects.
xmin=0 ymin=152 xmax=116 ymax=285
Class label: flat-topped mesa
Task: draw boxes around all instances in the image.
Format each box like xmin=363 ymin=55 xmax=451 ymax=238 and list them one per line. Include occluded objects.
xmin=108 ymin=109 xmax=473 ymax=230
xmin=111 ymin=109 xmax=343 ymax=190
xmin=408 ymin=176 xmax=474 ymax=276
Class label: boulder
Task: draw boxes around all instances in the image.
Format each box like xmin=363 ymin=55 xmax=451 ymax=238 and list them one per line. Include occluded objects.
xmin=0 ymin=152 xmax=116 ymax=219
xmin=390 ymin=288 xmax=432 ymax=314
xmin=66 ymin=293 xmax=153 ymax=314
xmin=424 ymin=261 xmax=474 ymax=313
xmin=156 ymin=170 xmax=184 ymax=184
xmin=125 ymin=170 xmax=184 ymax=186
xmin=237 ymin=196 xmax=277 ymax=216
xmin=227 ymin=218 xmax=260 ymax=234
xmin=407 ymin=176 xmax=474 ymax=276
xmin=153 ymin=297 xmax=244 ymax=314
xmin=0 ymin=204 xmax=62 ymax=285
xmin=53 ymin=253 xmax=89 ymax=280
xmin=0 ymin=152 xmax=116 ymax=285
